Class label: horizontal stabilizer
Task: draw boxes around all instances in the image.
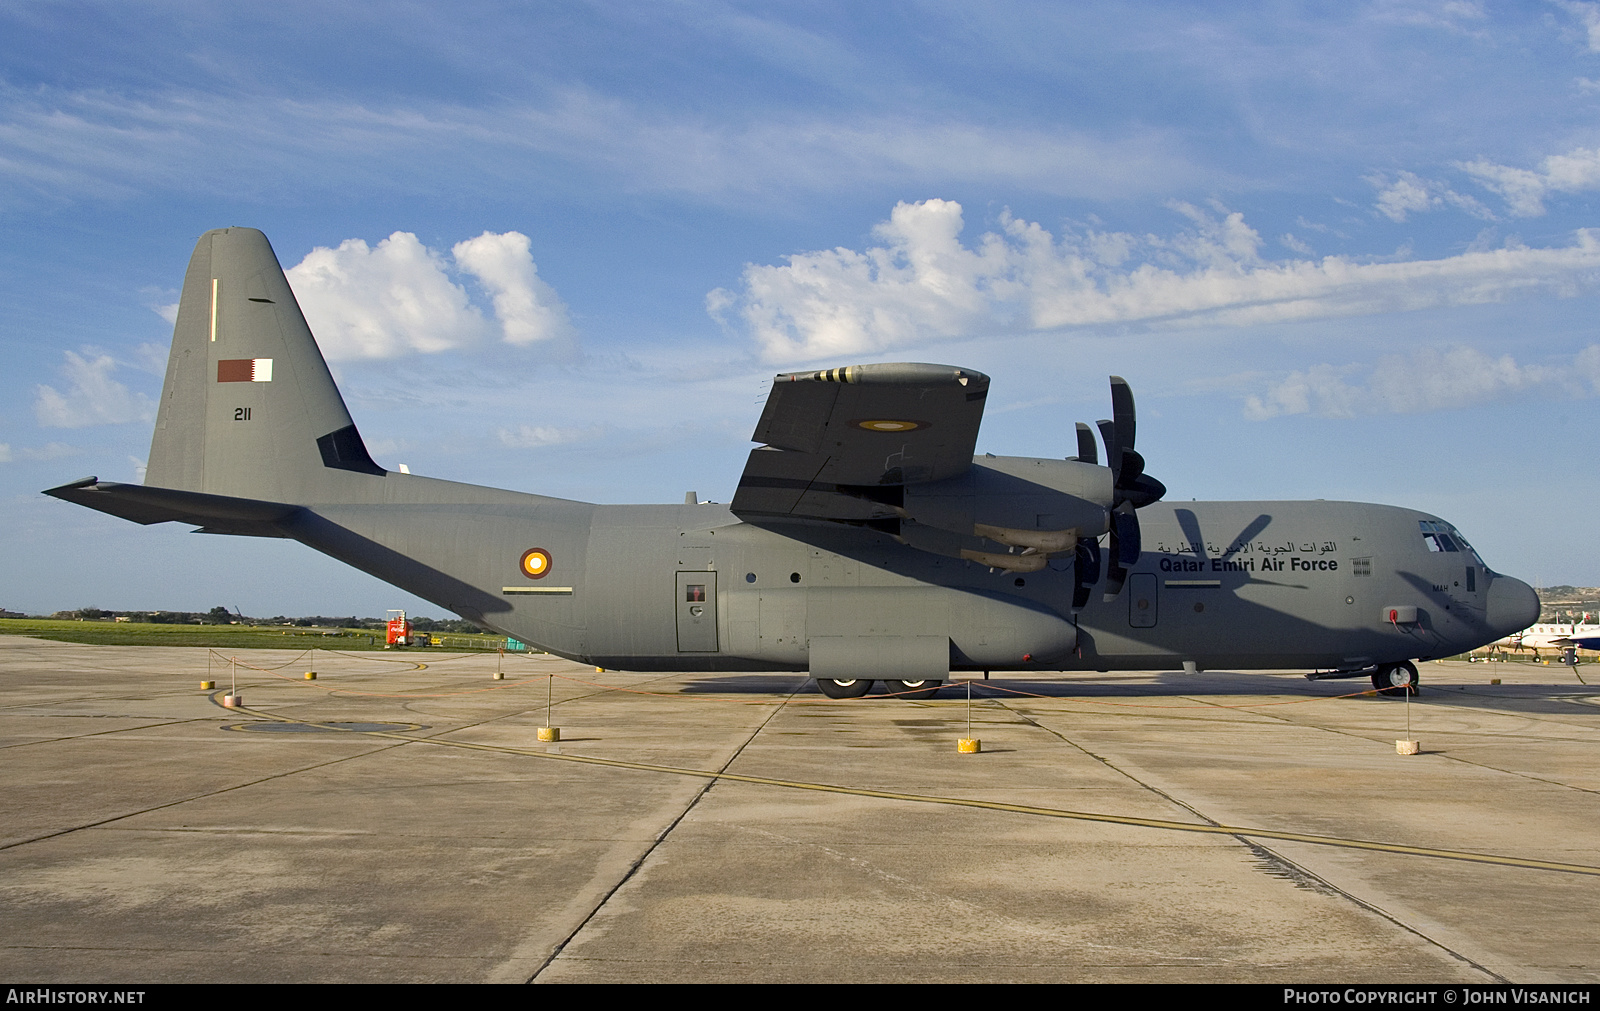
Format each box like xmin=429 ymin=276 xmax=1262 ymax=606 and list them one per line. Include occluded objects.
xmin=44 ymin=477 xmax=298 ymax=537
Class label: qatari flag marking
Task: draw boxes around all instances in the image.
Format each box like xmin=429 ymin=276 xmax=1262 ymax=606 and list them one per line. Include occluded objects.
xmin=218 ymin=358 xmax=273 ymax=382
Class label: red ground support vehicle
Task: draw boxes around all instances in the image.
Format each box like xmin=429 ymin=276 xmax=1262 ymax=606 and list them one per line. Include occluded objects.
xmin=386 ymin=610 xmax=421 ymax=646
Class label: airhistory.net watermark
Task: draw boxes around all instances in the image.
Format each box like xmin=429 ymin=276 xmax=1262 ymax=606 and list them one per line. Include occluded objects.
xmin=5 ymin=992 xmax=145 ymax=1004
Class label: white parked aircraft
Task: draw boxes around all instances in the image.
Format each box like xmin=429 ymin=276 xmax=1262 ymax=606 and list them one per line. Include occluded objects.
xmin=1491 ymin=616 xmax=1600 ymax=658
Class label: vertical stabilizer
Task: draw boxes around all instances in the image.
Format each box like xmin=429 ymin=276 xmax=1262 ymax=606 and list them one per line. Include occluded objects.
xmin=145 ymin=228 xmax=383 ymax=502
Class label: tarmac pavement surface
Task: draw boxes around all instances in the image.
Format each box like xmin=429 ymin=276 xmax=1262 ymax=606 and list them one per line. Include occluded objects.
xmin=0 ymin=636 xmax=1596 ymax=983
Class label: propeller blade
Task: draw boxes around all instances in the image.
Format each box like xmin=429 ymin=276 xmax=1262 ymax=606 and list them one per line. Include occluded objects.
xmin=1075 ymin=422 xmax=1098 ymax=465
xmin=1102 ymin=521 xmax=1127 ymax=602
xmin=1103 ymin=561 xmax=1128 ymax=601
xmin=1087 ymin=376 xmax=1164 ymax=601
xmin=1072 ymin=539 xmax=1100 ymax=610
xmin=1109 ymin=376 xmax=1136 ymax=451
xmin=1101 ymin=505 xmax=1141 ymax=602
xmin=1114 ymin=507 xmax=1141 ymax=565
xmin=1096 ymin=419 xmax=1119 ymax=480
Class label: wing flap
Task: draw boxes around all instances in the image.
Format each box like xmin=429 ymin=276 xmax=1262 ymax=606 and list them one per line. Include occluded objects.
xmin=752 ymin=381 xmax=841 ymax=454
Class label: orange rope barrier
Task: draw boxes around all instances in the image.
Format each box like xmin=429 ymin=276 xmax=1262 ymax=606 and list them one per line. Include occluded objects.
xmin=208 ymin=648 xmax=553 ymax=698
xmin=203 ymin=646 xmax=1393 ymax=708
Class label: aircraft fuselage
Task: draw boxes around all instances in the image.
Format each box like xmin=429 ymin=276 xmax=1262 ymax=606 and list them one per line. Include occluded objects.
xmin=287 ymin=465 xmax=1529 ymax=677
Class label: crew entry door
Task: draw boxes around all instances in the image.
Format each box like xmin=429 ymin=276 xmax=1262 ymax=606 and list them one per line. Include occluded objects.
xmin=676 ymin=571 xmax=719 ymax=652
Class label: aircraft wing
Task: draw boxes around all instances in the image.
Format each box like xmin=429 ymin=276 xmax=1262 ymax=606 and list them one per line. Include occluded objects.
xmin=731 ymin=363 xmax=989 ymax=521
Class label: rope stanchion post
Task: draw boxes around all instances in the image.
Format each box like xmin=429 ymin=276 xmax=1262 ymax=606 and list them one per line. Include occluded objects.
xmin=1397 ymin=677 xmax=1419 ymax=755
xmin=222 ymin=658 xmax=242 ymax=707
xmin=958 ymin=678 xmax=980 ymax=753
xmin=537 ymin=673 xmax=561 ymax=742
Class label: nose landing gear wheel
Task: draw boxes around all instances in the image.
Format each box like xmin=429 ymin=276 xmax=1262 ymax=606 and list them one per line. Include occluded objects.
xmin=816 ymin=678 xmax=875 ymax=699
xmin=1372 ymin=661 xmax=1419 ymax=697
xmin=880 ymin=679 xmax=944 ymax=701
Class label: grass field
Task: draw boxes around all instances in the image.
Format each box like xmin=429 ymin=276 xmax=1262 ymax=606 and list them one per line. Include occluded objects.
xmin=0 ymin=618 xmax=509 ymax=651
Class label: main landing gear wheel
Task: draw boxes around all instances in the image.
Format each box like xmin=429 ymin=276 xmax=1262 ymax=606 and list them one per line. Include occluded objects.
xmin=816 ymin=678 xmax=875 ymax=699
xmin=881 ymin=679 xmax=944 ymax=701
xmin=1372 ymin=661 xmax=1419 ymax=697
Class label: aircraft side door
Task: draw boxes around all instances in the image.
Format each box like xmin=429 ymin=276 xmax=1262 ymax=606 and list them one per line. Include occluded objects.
xmin=1129 ymin=572 xmax=1158 ymax=628
xmin=676 ymin=571 xmax=719 ymax=652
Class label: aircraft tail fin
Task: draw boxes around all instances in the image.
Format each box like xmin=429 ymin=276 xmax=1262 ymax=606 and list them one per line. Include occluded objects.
xmin=145 ymin=227 xmax=383 ymax=502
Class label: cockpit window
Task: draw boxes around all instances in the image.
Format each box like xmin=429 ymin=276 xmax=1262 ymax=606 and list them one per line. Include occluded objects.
xmin=1420 ymin=519 xmax=1483 ymax=564
xmin=1419 ymin=520 xmax=1457 ymax=552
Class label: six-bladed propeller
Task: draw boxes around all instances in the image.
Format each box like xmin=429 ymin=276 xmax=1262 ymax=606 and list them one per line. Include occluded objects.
xmin=1073 ymin=376 xmax=1167 ymax=607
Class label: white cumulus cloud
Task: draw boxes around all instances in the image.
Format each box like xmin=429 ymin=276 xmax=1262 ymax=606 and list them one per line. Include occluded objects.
xmin=1279 ymin=233 xmax=1315 ymax=256
xmin=1556 ymin=0 xmax=1600 ymax=53
xmin=286 ymin=232 xmax=488 ymax=360
xmin=1460 ymin=147 xmax=1600 ymax=217
xmin=727 ymin=198 xmax=1008 ymax=361
xmin=34 ymin=351 xmax=155 ymax=428
xmin=1242 ymin=345 xmax=1600 ymax=419
xmin=452 ymin=231 xmax=573 ymax=346
xmin=1369 ymin=170 xmax=1490 ymax=222
xmin=285 ymin=230 xmax=572 ymax=360
xmin=719 ymin=199 xmax=1600 ymax=362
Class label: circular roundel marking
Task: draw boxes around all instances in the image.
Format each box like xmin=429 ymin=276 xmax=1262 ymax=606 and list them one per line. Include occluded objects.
xmin=852 ymin=418 xmax=930 ymax=433
xmin=520 ymin=548 xmax=553 ymax=580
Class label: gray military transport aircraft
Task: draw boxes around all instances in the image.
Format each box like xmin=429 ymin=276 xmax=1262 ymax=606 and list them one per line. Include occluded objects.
xmin=47 ymin=228 xmax=1540 ymax=699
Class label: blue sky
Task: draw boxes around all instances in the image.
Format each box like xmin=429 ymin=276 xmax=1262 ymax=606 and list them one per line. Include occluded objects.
xmin=2 ymin=1 xmax=1598 ymax=617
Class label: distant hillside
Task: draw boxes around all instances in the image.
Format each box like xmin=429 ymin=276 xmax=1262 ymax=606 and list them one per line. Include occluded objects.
xmin=2 ymin=606 xmax=485 ymax=634
xmin=1536 ymin=586 xmax=1600 ymax=622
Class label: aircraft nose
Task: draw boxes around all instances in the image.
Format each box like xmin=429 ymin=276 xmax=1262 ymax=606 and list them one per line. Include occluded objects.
xmin=1485 ymin=574 xmax=1540 ymax=637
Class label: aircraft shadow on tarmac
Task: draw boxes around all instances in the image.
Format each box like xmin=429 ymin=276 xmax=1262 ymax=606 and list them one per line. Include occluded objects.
xmin=673 ymin=668 xmax=1600 ymax=716
xmin=674 ymin=670 xmax=1363 ymax=698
